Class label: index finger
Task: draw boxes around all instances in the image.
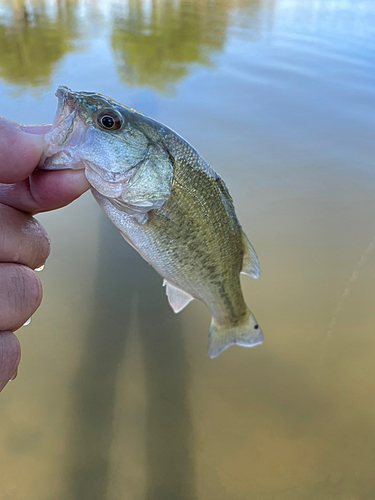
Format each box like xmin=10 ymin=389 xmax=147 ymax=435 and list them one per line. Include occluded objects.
xmin=0 ymin=118 xmax=47 ymax=183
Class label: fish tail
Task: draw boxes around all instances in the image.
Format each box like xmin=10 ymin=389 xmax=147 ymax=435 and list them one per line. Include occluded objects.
xmin=207 ymin=309 xmax=263 ymax=359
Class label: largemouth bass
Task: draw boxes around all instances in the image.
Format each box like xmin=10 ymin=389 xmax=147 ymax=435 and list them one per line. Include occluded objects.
xmin=40 ymin=86 xmax=263 ymax=358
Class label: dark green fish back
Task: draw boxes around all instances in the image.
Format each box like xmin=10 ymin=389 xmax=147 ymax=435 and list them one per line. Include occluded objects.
xmin=147 ymin=130 xmax=248 ymax=324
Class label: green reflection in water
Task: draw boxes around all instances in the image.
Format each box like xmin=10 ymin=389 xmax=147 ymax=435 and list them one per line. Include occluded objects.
xmin=0 ymin=0 xmax=80 ymax=88
xmin=0 ymin=0 xmax=261 ymax=93
xmin=111 ymin=0 xmax=231 ymax=92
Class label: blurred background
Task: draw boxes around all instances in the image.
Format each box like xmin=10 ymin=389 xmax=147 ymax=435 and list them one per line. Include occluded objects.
xmin=0 ymin=0 xmax=375 ymax=498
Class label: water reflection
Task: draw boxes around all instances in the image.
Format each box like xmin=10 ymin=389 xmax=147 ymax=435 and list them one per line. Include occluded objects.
xmin=0 ymin=0 xmax=80 ymax=88
xmin=0 ymin=0 xmax=373 ymax=94
xmin=63 ymin=214 xmax=195 ymax=500
xmin=0 ymin=0 xmax=265 ymax=93
xmin=111 ymin=0 xmax=231 ymax=92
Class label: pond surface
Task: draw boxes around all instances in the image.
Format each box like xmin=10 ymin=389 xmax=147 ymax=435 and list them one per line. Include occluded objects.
xmin=0 ymin=0 xmax=375 ymax=498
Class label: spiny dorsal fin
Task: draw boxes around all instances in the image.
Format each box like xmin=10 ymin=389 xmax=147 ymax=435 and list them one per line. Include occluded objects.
xmin=241 ymin=231 xmax=260 ymax=279
xmin=163 ymin=280 xmax=194 ymax=313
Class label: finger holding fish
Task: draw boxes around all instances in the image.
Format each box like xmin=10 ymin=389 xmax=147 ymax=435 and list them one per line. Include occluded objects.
xmin=0 ymin=117 xmax=90 ymax=214
xmin=0 ymin=114 xmax=91 ymax=392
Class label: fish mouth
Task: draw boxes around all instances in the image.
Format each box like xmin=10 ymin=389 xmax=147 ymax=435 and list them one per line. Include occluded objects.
xmin=38 ymin=86 xmax=87 ymax=170
xmin=53 ymin=86 xmax=80 ymax=137
xmin=39 ymin=86 xmax=141 ymax=189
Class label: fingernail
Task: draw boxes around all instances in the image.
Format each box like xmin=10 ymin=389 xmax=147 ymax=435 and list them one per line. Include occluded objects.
xmin=9 ymin=368 xmax=18 ymax=381
xmin=23 ymin=317 xmax=32 ymax=326
xmin=18 ymin=127 xmax=46 ymax=152
xmin=35 ymin=264 xmax=45 ymax=272
xmin=21 ymin=124 xmax=52 ymax=135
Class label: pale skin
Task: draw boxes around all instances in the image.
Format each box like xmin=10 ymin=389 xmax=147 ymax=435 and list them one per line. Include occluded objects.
xmin=0 ymin=118 xmax=90 ymax=392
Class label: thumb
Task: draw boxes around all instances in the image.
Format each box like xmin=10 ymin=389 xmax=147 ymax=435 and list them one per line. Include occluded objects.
xmin=0 ymin=118 xmax=46 ymax=184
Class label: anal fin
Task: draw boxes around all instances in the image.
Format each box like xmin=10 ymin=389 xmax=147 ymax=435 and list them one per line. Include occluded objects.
xmin=163 ymin=280 xmax=194 ymax=313
xmin=241 ymin=231 xmax=260 ymax=279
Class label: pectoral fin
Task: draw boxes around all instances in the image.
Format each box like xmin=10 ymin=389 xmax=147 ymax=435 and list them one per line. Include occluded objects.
xmin=241 ymin=231 xmax=260 ymax=279
xmin=163 ymin=280 xmax=194 ymax=313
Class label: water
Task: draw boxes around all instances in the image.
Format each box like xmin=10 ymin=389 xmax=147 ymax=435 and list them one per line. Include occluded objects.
xmin=0 ymin=0 xmax=375 ymax=498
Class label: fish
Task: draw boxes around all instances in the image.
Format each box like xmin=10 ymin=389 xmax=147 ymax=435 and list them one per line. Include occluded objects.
xmin=39 ymin=86 xmax=263 ymax=358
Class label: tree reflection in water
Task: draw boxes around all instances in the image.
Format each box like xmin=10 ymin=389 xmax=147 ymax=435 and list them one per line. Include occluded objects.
xmin=0 ymin=0 xmax=81 ymax=87
xmin=111 ymin=0 xmax=230 ymax=92
xmin=0 ymin=0 xmax=257 ymax=93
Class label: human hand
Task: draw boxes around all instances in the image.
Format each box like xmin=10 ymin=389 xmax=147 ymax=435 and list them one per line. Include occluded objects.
xmin=0 ymin=118 xmax=90 ymax=392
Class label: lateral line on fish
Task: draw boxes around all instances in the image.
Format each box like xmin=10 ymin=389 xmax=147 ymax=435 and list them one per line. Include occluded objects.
xmin=173 ymin=173 xmax=246 ymax=323
xmin=172 ymin=176 xmax=227 ymax=305
xmin=150 ymin=211 xmax=178 ymax=227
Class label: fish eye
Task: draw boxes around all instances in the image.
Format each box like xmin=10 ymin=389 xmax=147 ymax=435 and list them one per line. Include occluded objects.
xmin=96 ymin=110 xmax=123 ymax=131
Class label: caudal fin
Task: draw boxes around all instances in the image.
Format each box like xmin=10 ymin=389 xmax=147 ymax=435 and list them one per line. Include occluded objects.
xmin=207 ymin=309 xmax=263 ymax=358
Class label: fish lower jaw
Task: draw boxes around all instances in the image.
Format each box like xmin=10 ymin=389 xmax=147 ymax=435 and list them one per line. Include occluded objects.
xmin=85 ymin=168 xmax=126 ymax=198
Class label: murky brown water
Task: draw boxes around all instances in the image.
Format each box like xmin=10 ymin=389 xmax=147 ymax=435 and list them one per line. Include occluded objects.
xmin=0 ymin=0 xmax=375 ymax=498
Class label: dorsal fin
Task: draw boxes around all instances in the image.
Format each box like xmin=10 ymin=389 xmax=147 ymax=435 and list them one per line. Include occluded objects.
xmin=241 ymin=231 xmax=260 ymax=279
